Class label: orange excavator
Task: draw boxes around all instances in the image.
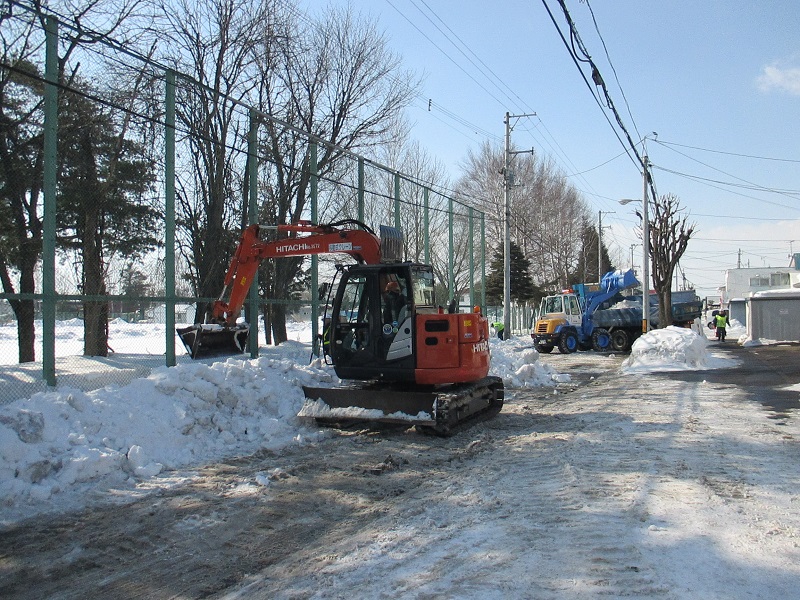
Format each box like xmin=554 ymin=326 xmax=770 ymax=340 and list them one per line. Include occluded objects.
xmin=177 ymin=220 xmax=503 ymax=435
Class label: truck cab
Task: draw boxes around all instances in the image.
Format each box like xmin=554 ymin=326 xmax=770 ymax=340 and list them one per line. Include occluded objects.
xmin=531 ymin=291 xmax=584 ymax=353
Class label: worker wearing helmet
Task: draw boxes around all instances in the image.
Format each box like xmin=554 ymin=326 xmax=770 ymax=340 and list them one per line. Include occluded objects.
xmin=492 ymin=321 xmax=506 ymax=340
xmin=382 ymin=280 xmax=406 ymax=330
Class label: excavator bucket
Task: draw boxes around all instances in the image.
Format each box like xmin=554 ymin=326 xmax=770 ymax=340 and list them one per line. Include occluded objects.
xmin=177 ymin=324 xmax=250 ymax=360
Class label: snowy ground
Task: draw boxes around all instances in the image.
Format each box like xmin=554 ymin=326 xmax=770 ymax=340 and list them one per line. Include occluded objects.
xmin=0 ymin=322 xmax=561 ymax=524
xmin=1 ymin=318 xmax=799 ymax=598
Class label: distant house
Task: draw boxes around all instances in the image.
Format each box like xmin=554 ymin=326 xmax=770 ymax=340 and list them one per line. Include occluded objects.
xmin=720 ymin=254 xmax=800 ymax=306
xmin=148 ymin=304 xmax=196 ymax=325
xmin=719 ymin=255 xmax=800 ymax=339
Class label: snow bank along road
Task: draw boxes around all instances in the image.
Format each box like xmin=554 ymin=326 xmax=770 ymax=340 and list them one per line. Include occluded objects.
xmin=1 ymin=344 xmax=799 ymax=599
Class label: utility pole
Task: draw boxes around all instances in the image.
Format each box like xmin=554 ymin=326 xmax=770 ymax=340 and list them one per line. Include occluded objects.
xmin=630 ymin=243 xmax=639 ymax=273
xmin=598 ymin=210 xmax=614 ymax=283
xmin=503 ymin=111 xmax=536 ymax=339
xmin=642 ymin=155 xmax=650 ymax=334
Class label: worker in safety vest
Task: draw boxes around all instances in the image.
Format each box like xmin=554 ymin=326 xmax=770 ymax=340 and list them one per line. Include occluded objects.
xmin=321 ymin=317 xmax=332 ymax=355
xmin=492 ymin=321 xmax=506 ymax=340
xmin=714 ymin=310 xmax=729 ymax=342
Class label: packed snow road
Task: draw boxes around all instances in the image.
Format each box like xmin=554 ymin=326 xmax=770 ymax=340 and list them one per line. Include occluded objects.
xmin=1 ymin=343 xmax=799 ymax=599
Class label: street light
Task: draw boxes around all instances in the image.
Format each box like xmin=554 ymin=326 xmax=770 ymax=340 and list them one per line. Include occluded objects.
xmin=620 ymin=155 xmax=650 ymax=333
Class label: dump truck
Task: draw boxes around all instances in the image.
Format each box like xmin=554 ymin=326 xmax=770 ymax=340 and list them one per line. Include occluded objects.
xmin=531 ymin=269 xmax=703 ymax=353
xmin=178 ymin=220 xmax=503 ymax=435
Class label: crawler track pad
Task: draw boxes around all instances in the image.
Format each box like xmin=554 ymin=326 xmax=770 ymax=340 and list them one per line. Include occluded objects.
xmin=301 ymin=376 xmax=504 ymax=436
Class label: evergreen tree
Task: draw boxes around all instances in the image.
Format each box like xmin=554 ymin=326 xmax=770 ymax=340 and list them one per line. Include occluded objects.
xmin=57 ymin=84 xmax=160 ymax=355
xmin=484 ymin=241 xmax=541 ymax=304
xmin=568 ymin=220 xmax=615 ymax=285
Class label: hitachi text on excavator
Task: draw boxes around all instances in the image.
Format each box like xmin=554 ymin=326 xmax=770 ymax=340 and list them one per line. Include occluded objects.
xmin=177 ymin=220 xmax=503 ymax=435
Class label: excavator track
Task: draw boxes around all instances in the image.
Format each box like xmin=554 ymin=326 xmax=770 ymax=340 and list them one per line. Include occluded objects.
xmin=423 ymin=376 xmax=505 ymax=436
xmin=301 ymin=376 xmax=504 ymax=437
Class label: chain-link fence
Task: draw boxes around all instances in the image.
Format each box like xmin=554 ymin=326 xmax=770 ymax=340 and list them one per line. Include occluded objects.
xmin=0 ymin=3 xmax=523 ymax=404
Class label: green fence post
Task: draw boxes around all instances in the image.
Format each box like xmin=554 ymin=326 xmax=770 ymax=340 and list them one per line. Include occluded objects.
xmin=42 ymin=17 xmax=58 ymax=386
xmin=164 ymin=69 xmax=176 ymax=366
xmin=393 ymin=172 xmax=401 ymax=232
xmin=469 ymin=207 xmax=475 ymax=310
xmin=248 ymin=109 xmax=259 ymax=358
xmin=310 ymin=142 xmax=319 ymax=355
xmin=481 ymin=212 xmax=486 ymax=313
xmin=423 ymin=188 xmax=430 ymax=266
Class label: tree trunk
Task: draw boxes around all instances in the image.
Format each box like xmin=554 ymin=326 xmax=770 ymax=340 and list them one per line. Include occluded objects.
xmin=12 ymin=298 xmax=36 ymax=363
xmin=657 ymin=287 xmax=673 ymax=329
xmin=0 ymin=170 xmax=43 ymax=363
xmin=82 ymin=207 xmax=109 ymax=357
xmin=270 ymin=257 xmax=303 ymax=345
xmin=3 ymin=252 xmax=39 ymax=363
xmin=260 ymin=304 xmax=273 ymax=346
xmin=271 ymin=303 xmax=288 ymax=345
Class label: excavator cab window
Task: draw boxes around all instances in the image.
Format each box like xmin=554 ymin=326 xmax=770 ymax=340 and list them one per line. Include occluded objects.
xmin=335 ymin=275 xmax=372 ymax=352
xmin=411 ymin=267 xmax=436 ymax=307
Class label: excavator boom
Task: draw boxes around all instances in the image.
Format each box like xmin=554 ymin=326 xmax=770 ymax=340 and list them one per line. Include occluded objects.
xmin=177 ymin=220 xmax=398 ymax=359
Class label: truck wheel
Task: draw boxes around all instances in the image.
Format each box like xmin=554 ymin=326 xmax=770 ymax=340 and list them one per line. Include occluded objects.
xmin=534 ymin=342 xmax=554 ymax=354
xmin=591 ymin=328 xmax=611 ymax=352
xmin=610 ymin=329 xmax=631 ymax=352
xmin=558 ymin=331 xmax=579 ymax=354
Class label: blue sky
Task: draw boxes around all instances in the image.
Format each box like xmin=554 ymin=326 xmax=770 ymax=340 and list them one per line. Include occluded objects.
xmin=302 ymin=0 xmax=800 ymax=298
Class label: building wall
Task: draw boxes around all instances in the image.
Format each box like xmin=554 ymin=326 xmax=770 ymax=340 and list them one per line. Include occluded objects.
xmin=747 ymin=293 xmax=800 ymax=342
xmin=723 ymin=267 xmax=800 ymax=304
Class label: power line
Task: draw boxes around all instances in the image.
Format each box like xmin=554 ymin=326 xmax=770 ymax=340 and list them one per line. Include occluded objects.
xmin=583 ymin=0 xmax=641 ymax=143
xmin=383 ymin=0 xmax=509 ymax=107
xmin=690 ymin=213 xmax=798 ymax=222
xmin=654 ymin=166 xmax=800 ymax=211
xmin=656 ymin=139 xmax=800 ymax=163
xmin=385 ymin=0 xmax=628 ymax=218
xmin=654 ymin=140 xmax=800 ymax=198
xmin=539 ymin=0 xmax=642 ymax=172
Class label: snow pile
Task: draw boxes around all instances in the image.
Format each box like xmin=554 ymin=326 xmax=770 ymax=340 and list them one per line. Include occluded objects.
xmin=0 ymin=342 xmax=333 ymax=522
xmin=0 ymin=325 xmax=564 ymax=524
xmin=622 ymin=326 xmax=737 ymax=373
xmin=727 ymin=317 xmax=747 ymax=343
xmin=488 ymin=335 xmax=564 ymax=387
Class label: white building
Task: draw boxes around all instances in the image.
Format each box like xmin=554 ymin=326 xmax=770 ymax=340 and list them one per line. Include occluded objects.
xmin=720 ymin=255 xmax=800 ymax=306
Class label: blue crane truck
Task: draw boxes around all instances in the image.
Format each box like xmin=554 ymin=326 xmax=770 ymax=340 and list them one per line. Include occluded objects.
xmin=531 ymin=269 xmax=703 ymax=354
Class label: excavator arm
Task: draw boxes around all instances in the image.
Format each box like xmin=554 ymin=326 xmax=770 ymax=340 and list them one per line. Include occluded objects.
xmin=179 ymin=220 xmax=398 ymax=358
xmin=211 ymin=221 xmax=386 ymax=326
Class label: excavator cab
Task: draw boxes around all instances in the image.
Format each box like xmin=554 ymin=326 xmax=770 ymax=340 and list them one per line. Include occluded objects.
xmin=302 ymin=262 xmax=503 ymax=434
xmin=328 ymin=263 xmax=427 ymax=382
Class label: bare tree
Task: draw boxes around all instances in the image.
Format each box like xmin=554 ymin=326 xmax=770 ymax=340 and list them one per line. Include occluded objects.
xmin=0 ymin=0 xmax=147 ymax=361
xmin=253 ymin=5 xmax=418 ymax=344
xmin=457 ymin=142 xmax=590 ymax=291
xmin=154 ymin=0 xmax=276 ymax=321
xmin=649 ymin=193 xmax=694 ymax=327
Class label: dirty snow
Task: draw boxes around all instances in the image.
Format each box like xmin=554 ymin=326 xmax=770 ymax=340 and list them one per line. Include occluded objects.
xmin=0 ymin=321 xmax=562 ymax=524
xmin=1 ymin=320 xmax=797 ymax=599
